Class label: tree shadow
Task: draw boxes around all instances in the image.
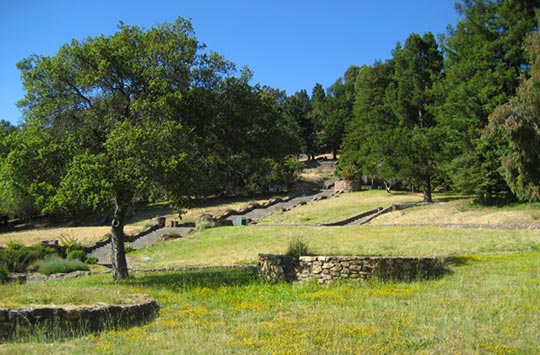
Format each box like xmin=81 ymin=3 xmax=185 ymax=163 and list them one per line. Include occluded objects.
xmin=124 ymin=267 xmax=259 ymax=292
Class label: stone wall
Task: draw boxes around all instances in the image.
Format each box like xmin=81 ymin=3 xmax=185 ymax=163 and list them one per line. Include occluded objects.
xmin=258 ymin=254 xmax=446 ymax=284
xmin=0 ymin=295 xmax=159 ymax=342
xmin=334 ymin=180 xmax=360 ymax=193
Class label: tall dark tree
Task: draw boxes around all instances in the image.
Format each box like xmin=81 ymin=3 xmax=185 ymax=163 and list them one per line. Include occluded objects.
xmin=15 ymin=18 xmax=233 ymax=280
xmin=284 ymin=90 xmax=318 ymax=159
xmin=341 ymin=34 xmax=443 ymax=202
xmin=319 ymin=66 xmax=359 ymax=160
xmin=486 ymin=16 xmax=540 ymax=201
xmin=341 ymin=62 xmax=396 ymax=187
xmin=387 ymin=33 xmax=444 ymax=202
xmin=437 ymin=0 xmax=540 ymax=200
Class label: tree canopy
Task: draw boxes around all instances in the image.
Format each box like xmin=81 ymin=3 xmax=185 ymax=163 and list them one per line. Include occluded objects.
xmin=9 ymin=17 xmax=300 ymax=279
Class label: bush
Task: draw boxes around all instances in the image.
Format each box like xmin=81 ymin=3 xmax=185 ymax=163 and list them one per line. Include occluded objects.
xmin=67 ymin=249 xmax=87 ymax=262
xmin=195 ymin=221 xmax=211 ymax=232
xmin=339 ymin=163 xmax=358 ymax=181
xmin=60 ymin=235 xmax=83 ymax=255
xmin=38 ymin=256 xmax=90 ymax=276
xmin=286 ymin=237 xmax=314 ymax=259
xmin=0 ymin=242 xmax=55 ymax=273
xmin=0 ymin=263 xmax=8 ymax=283
xmin=86 ymin=255 xmax=99 ymax=264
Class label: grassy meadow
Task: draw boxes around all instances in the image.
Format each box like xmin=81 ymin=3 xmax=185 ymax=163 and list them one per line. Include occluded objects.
xmin=1 ymin=190 xmax=540 ymax=354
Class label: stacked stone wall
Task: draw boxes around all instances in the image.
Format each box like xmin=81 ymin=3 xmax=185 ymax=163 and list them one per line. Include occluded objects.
xmin=334 ymin=180 xmax=361 ymax=193
xmin=258 ymin=254 xmax=446 ymax=284
xmin=0 ymin=295 xmax=159 ymax=342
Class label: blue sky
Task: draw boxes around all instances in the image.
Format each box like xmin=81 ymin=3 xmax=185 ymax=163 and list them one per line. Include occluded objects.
xmin=0 ymin=0 xmax=460 ymax=125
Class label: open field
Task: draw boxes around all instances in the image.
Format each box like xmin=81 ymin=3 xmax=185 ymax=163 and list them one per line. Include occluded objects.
xmin=126 ymin=225 xmax=540 ymax=270
xmin=2 ymin=190 xmax=540 ymax=353
xmin=2 ymin=253 xmax=539 ymax=354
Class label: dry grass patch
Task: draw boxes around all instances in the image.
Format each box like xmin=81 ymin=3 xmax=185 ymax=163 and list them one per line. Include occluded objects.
xmin=0 ymin=226 xmax=139 ymax=248
xmin=370 ymin=199 xmax=540 ymax=228
xmin=0 ymin=197 xmax=275 ymax=248
xmin=260 ymin=190 xmax=426 ymax=224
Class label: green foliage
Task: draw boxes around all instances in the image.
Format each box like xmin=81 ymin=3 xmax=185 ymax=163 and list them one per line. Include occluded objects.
xmin=0 ymin=242 xmax=55 ymax=273
xmin=124 ymin=243 xmax=135 ymax=254
xmin=60 ymin=235 xmax=84 ymax=254
xmin=195 ymin=221 xmax=212 ymax=232
xmin=486 ymin=16 xmax=540 ymax=202
xmin=437 ymin=0 xmax=539 ymax=198
xmin=341 ymin=33 xmax=443 ymax=202
xmin=86 ymin=255 xmax=99 ymax=265
xmin=339 ymin=163 xmax=358 ymax=181
xmin=0 ymin=263 xmax=8 ymax=283
xmin=37 ymin=256 xmax=90 ymax=275
xmin=286 ymin=237 xmax=314 ymax=258
xmin=284 ymin=90 xmax=318 ymax=158
xmin=66 ymin=249 xmax=87 ymax=262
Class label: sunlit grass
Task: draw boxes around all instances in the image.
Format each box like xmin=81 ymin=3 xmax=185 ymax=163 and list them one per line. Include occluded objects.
xmin=3 ymin=190 xmax=540 ymax=353
xmin=260 ymin=190 xmax=430 ymax=224
xmin=127 ymin=224 xmax=540 ymax=269
xmin=2 ymin=253 xmax=539 ymax=354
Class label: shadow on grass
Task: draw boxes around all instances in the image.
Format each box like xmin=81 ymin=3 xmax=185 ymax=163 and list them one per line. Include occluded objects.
xmin=124 ymin=267 xmax=260 ymax=292
xmin=446 ymin=255 xmax=480 ymax=266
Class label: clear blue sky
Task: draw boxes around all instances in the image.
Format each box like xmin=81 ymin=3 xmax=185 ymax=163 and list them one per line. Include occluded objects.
xmin=0 ymin=0 xmax=460 ymax=125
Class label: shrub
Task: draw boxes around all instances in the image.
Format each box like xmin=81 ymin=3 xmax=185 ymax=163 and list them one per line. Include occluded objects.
xmin=86 ymin=255 xmax=99 ymax=264
xmin=67 ymin=249 xmax=87 ymax=262
xmin=339 ymin=163 xmax=358 ymax=181
xmin=37 ymin=256 xmax=90 ymax=276
xmin=0 ymin=242 xmax=54 ymax=273
xmin=161 ymin=233 xmax=183 ymax=241
xmin=60 ymin=235 xmax=83 ymax=255
xmin=286 ymin=237 xmax=314 ymax=259
xmin=0 ymin=263 xmax=8 ymax=283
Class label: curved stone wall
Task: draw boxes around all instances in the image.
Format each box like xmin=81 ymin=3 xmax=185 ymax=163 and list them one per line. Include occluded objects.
xmin=258 ymin=254 xmax=447 ymax=284
xmin=0 ymin=294 xmax=159 ymax=342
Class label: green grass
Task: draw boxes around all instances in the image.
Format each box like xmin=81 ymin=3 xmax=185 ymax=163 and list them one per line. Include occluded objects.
xmin=2 ymin=253 xmax=539 ymax=354
xmin=127 ymin=225 xmax=540 ymax=269
xmin=2 ymin=191 xmax=540 ymax=353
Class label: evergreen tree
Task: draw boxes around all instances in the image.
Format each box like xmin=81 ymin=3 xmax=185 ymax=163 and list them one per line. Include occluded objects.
xmin=486 ymin=16 xmax=540 ymax=201
xmin=284 ymin=90 xmax=318 ymax=159
xmin=437 ymin=0 xmax=540 ymax=200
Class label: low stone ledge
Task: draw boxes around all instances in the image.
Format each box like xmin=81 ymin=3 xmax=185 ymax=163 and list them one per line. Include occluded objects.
xmin=0 ymin=294 xmax=159 ymax=342
xmin=258 ymin=254 xmax=447 ymax=284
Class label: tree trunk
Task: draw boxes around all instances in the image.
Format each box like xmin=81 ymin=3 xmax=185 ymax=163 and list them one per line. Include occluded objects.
xmin=423 ymin=176 xmax=433 ymax=203
xmin=111 ymin=200 xmax=130 ymax=280
xmin=332 ymin=148 xmax=337 ymax=160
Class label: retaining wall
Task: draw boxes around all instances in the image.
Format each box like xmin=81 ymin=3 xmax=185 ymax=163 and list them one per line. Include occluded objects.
xmin=0 ymin=295 xmax=159 ymax=342
xmin=334 ymin=180 xmax=361 ymax=193
xmin=258 ymin=254 xmax=446 ymax=284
